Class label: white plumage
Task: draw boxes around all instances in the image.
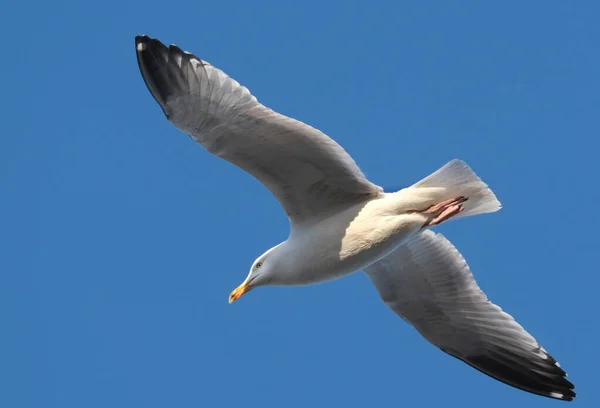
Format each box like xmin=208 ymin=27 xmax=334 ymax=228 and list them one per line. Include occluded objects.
xmin=135 ymin=35 xmax=575 ymax=401
xmin=364 ymin=230 xmax=570 ymax=399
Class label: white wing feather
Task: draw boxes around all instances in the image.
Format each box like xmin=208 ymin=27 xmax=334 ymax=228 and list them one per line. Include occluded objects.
xmin=135 ymin=36 xmax=382 ymax=224
xmin=364 ymin=230 xmax=575 ymax=401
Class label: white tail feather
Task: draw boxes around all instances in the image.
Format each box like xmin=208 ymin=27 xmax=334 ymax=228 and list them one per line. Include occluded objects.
xmin=411 ymin=159 xmax=501 ymax=219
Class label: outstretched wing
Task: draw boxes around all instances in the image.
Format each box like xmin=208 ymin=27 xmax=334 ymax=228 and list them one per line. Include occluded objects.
xmin=364 ymin=230 xmax=575 ymax=401
xmin=135 ymin=36 xmax=382 ymax=225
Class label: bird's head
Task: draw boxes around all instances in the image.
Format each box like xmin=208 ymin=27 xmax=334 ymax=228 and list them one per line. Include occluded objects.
xmin=228 ymin=244 xmax=283 ymax=304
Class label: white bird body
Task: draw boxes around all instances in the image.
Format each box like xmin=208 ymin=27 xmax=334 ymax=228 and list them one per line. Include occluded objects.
xmin=272 ymin=158 xmax=502 ymax=286
xmin=273 ymin=176 xmax=483 ymax=285
xmin=274 ymin=195 xmax=426 ymax=286
xmin=135 ymin=35 xmax=575 ymax=401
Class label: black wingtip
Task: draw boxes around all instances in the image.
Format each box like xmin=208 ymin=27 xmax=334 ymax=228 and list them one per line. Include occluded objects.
xmin=134 ymin=35 xmax=175 ymax=118
xmin=134 ymin=35 xmax=151 ymax=53
xmin=466 ymin=352 xmax=576 ymax=402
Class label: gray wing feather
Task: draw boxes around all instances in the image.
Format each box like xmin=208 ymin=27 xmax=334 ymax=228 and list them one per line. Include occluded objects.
xmin=135 ymin=36 xmax=382 ymax=224
xmin=364 ymin=230 xmax=575 ymax=401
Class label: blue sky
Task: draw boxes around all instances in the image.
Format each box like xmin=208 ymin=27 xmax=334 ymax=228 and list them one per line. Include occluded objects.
xmin=1 ymin=1 xmax=598 ymax=407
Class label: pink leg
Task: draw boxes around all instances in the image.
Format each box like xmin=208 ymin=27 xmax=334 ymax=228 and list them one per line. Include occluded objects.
xmin=421 ymin=196 xmax=468 ymax=227
xmin=422 ymin=197 xmax=467 ymax=214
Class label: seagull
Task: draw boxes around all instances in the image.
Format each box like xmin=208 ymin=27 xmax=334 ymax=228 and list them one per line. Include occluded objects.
xmin=135 ymin=35 xmax=575 ymax=401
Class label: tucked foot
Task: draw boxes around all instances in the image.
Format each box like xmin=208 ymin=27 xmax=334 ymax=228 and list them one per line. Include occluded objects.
xmin=422 ymin=196 xmax=468 ymax=227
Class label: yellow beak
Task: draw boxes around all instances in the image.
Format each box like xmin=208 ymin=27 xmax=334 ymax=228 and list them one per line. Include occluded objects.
xmin=229 ymin=281 xmax=250 ymax=304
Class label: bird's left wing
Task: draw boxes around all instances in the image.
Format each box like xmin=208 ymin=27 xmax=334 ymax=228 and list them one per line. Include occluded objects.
xmin=135 ymin=36 xmax=382 ymax=225
xmin=363 ymin=230 xmax=575 ymax=401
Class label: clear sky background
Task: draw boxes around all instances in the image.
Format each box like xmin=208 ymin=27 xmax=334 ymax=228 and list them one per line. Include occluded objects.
xmin=1 ymin=1 xmax=598 ymax=407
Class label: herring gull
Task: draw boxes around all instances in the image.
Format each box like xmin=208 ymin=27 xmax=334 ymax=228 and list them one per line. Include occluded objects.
xmin=134 ymin=35 xmax=575 ymax=401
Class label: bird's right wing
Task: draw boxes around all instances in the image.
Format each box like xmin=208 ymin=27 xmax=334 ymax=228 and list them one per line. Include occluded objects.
xmin=363 ymin=230 xmax=575 ymax=401
xmin=135 ymin=36 xmax=382 ymax=225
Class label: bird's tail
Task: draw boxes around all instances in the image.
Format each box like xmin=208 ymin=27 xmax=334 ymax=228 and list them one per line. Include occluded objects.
xmin=407 ymin=159 xmax=501 ymax=222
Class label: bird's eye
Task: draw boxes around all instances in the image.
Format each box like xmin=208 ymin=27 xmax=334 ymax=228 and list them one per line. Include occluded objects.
xmin=256 ymin=262 xmax=262 ymax=268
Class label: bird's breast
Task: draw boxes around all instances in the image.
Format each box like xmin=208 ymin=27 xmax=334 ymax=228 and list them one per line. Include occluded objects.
xmin=283 ymin=198 xmax=426 ymax=285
